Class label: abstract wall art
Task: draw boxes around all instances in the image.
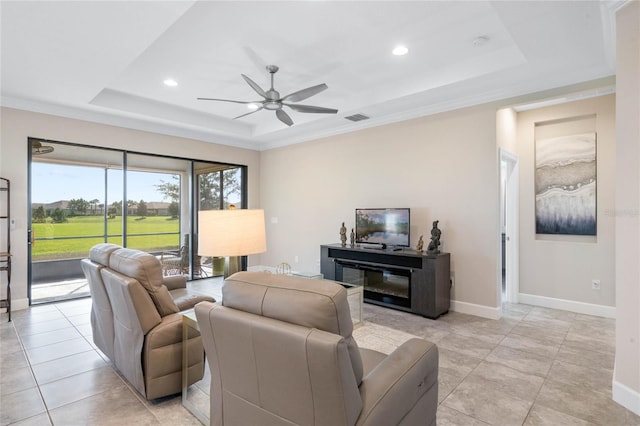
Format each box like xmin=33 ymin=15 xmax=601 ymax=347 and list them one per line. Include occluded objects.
xmin=535 ymin=132 xmax=596 ymax=235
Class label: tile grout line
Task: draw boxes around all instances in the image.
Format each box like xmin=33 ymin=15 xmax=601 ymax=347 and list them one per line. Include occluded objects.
xmin=54 ymin=302 xmax=164 ymax=424
xmin=519 ymin=315 xmax=569 ymax=425
xmin=11 ymin=303 xmax=108 ymax=425
xmin=11 ymin=316 xmax=56 ymax=425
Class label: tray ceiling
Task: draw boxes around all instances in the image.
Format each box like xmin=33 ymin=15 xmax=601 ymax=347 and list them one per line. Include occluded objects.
xmin=1 ymin=1 xmax=618 ymax=150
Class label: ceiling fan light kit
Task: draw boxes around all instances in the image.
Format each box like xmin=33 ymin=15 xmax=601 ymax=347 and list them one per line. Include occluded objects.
xmin=31 ymin=140 xmax=54 ymax=155
xmin=198 ymin=65 xmax=338 ymax=127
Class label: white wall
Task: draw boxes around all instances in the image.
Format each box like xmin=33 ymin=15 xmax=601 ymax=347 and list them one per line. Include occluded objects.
xmin=260 ymin=104 xmax=501 ymax=317
xmin=513 ymin=95 xmax=616 ymax=314
xmin=0 ymin=107 xmax=261 ymax=309
xmin=613 ymin=0 xmax=640 ymax=415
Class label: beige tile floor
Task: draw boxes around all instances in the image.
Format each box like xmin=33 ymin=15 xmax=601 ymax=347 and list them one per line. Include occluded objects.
xmin=1 ymin=278 xmax=639 ymax=425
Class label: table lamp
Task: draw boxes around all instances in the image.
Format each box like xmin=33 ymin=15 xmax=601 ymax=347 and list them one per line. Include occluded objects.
xmin=198 ymin=209 xmax=266 ymax=278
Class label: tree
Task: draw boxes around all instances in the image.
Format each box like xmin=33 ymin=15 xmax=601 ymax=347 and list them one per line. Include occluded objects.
xmin=126 ymin=200 xmax=137 ymax=215
xmin=199 ymin=168 xmax=242 ymax=210
xmin=168 ymin=201 xmax=179 ymax=219
xmin=51 ymin=208 xmax=67 ymax=223
xmin=222 ymin=168 xmax=242 ymax=208
xmin=156 ymin=168 xmax=242 ymax=210
xmin=136 ymin=199 xmax=148 ymax=217
xmin=198 ymin=173 xmax=218 ymax=210
xmin=68 ymin=198 xmax=89 ymax=216
xmin=109 ymin=201 xmax=122 ymax=216
xmin=155 ymin=175 xmax=180 ymax=203
xmin=32 ymin=206 xmax=46 ymax=223
xmin=89 ymin=198 xmax=100 ymax=215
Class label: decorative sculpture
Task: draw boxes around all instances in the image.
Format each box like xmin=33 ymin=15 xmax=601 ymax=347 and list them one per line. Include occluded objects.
xmin=350 ymin=228 xmax=355 ymax=247
xmin=340 ymin=222 xmax=347 ymax=247
xmin=416 ymin=235 xmax=424 ymax=252
xmin=276 ymin=262 xmax=291 ymax=275
xmin=427 ymin=220 xmax=441 ymax=254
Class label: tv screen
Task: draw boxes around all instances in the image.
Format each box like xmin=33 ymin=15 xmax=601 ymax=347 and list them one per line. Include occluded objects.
xmin=355 ymin=208 xmax=410 ymax=247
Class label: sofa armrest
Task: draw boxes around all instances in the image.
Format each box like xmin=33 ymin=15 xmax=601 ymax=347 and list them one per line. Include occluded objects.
xmin=143 ymin=313 xmax=203 ymax=370
xmin=143 ymin=312 xmax=205 ymax=400
xmin=356 ymin=338 xmax=438 ymax=426
xmin=170 ymin=288 xmax=216 ymax=311
xmin=162 ymin=275 xmax=187 ymax=290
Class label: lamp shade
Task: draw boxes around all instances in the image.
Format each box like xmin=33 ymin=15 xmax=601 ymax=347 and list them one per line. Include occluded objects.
xmin=198 ymin=209 xmax=266 ymax=257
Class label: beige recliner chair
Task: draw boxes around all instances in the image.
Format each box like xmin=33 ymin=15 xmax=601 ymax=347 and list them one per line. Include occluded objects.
xmin=195 ymin=271 xmax=439 ymax=426
xmin=81 ymin=243 xmax=215 ymax=400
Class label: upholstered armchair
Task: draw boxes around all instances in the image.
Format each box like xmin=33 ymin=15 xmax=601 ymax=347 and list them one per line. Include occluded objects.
xmin=81 ymin=243 xmax=216 ymax=400
xmin=195 ymin=271 xmax=439 ymax=426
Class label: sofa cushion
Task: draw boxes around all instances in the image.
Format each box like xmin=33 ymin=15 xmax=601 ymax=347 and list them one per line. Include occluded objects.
xmin=222 ymin=271 xmax=364 ymax=384
xmin=109 ymin=248 xmax=179 ymax=316
xmin=88 ymin=243 xmax=121 ymax=267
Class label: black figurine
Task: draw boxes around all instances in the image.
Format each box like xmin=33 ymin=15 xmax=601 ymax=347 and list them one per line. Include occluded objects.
xmin=427 ymin=220 xmax=441 ymax=254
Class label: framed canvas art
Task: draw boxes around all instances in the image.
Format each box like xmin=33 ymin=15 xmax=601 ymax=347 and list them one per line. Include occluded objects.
xmin=535 ymin=132 xmax=596 ymax=235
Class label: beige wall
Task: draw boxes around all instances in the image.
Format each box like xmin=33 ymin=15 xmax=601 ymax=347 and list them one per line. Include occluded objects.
xmin=260 ymin=104 xmax=500 ymax=315
xmin=514 ymin=95 xmax=616 ymax=309
xmin=614 ymin=0 xmax=640 ymax=414
xmin=0 ymin=107 xmax=261 ymax=308
xmin=496 ymin=107 xmax=518 ymax=154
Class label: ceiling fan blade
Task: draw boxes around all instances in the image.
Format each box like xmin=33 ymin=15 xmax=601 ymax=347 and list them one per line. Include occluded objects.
xmin=197 ymin=97 xmax=256 ymax=104
xmin=281 ymin=83 xmax=328 ymax=103
xmin=234 ymin=106 xmax=264 ymax=120
xmin=285 ymin=103 xmax=338 ymax=114
xmin=242 ymin=46 xmax=268 ymax=72
xmin=241 ymin=74 xmax=268 ymax=98
xmin=276 ymin=109 xmax=294 ymax=126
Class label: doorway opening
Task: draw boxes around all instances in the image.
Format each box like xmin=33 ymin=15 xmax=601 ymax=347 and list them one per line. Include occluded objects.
xmin=499 ymin=148 xmax=519 ymax=305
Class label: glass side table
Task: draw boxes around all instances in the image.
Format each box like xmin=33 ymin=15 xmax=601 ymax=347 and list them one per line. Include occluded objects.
xmin=291 ymin=271 xmax=324 ymax=279
xmin=182 ymin=310 xmax=209 ymax=425
xmin=343 ymin=284 xmax=364 ymax=328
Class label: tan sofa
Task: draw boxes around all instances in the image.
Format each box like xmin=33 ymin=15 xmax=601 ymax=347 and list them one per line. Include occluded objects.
xmin=81 ymin=243 xmax=215 ymax=400
xmin=195 ymin=271 xmax=439 ymax=426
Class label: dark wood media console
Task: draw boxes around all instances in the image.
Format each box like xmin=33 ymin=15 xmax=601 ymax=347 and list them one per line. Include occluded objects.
xmin=321 ymin=244 xmax=450 ymax=319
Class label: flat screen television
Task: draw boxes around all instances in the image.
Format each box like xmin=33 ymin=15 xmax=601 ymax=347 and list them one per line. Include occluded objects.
xmin=355 ymin=208 xmax=410 ymax=248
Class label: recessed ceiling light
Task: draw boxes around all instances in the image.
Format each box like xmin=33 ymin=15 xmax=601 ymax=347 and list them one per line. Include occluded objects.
xmin=163 ymin=78 xmax=178 ymax=87
xmin=392 ymin=45 xmax=408 ymax=56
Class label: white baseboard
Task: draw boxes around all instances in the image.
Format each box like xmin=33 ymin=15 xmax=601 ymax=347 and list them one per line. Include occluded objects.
xmin=613 ymin=379 xmax=640 ymax=416
xmin=518 ymin=293 xmax=616 ymax=318
xmin=0 ymin=298 xmax=29 ymax=314
xmin=450 ymin=300 xmax=501 ymax=320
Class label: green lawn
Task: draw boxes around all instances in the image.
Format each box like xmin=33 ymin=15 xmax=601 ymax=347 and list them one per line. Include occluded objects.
xmin=32 ymin=215 xmax=181 ymax=260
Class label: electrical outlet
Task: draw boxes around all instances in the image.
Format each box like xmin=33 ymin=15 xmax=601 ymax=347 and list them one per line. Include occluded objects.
xmin=450 ymin=272 xmax=455 ymax=288
xmin=592 ymin=279 xmax=601 ymax=290
xmin=294 ymin=255 xmax=299 ymax=264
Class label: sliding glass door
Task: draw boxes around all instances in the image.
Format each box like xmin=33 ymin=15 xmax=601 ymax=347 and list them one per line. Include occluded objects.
xmin=28 ymin=139 xmax=246 ymax=304
xmin=30 ymin=142 xmax=123 ymax=303
xmin=194 ymin=162 xmax=245 ymax=276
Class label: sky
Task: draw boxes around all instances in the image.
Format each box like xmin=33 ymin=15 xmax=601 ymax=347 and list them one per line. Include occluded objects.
xmin=31 ymin=162 xmax=175 ymax=204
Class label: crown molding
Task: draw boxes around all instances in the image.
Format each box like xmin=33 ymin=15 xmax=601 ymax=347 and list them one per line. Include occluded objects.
xmin=1 ymin=95 xmax=261 ymax=151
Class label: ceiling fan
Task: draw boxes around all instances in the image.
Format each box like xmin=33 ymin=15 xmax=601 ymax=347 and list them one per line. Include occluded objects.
xmin=198 ymin=65 xmax=338 ymax=127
